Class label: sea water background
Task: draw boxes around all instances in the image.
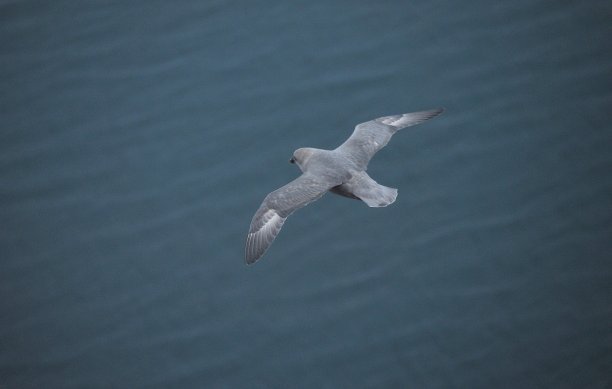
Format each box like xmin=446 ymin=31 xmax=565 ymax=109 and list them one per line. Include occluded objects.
xmin=1 ymin=1 xmax=611 ymax=387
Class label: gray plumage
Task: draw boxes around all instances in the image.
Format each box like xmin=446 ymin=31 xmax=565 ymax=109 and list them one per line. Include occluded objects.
xmin=245 ymin=108 xmax=443 ymax=264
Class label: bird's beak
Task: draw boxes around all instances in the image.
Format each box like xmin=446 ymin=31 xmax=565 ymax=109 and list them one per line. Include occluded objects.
xmin=289 ymin=157 xmax=295 ymax=164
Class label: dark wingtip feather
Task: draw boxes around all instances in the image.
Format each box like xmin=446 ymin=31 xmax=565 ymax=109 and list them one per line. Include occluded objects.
xmin=245 ymin=233 xmax=264 ymax=265
xmin=421 ymin=108 xmax=444 ymax=118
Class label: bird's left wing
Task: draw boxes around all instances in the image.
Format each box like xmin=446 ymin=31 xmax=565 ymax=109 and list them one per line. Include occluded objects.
xmin=336 ymin=108 xmax=443 ymax=169
xmin=245 ymin=174 xmax=336 ymax=264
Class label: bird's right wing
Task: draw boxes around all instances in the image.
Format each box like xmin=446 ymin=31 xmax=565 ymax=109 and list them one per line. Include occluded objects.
xmin=336 ymin=108 xmax=443 ymax=169
xmin=245 ymin=174 xmax=336 ymax=264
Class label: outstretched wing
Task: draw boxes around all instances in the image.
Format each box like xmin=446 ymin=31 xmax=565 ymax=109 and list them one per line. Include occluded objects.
xmin=336 ymin=108 xmax=443 ymax=169
xmin=245 ymin=174 xmax=336 ymax=264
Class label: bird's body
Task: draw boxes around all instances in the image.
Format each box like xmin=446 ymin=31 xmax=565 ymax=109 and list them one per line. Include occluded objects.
xmin=293 ymin=148 xmax=353 ymax=182
xmin=245 ymin=108 xmax=443 ymax=264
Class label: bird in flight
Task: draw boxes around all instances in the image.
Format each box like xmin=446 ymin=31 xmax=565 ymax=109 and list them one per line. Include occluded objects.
xmin=245 ymin=108 xmax=443 ymax=264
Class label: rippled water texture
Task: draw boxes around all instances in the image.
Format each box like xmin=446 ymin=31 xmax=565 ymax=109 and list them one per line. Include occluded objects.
xmin=1 ymin=1 xmax=611 ymax=387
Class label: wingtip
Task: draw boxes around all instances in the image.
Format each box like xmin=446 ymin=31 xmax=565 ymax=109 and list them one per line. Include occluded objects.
xmin=418 ymin=108 xmax=444 ymax=121
xmin=428 ymin=107 xmax=444 ymax=116
xmin=245 ymin=234 xmax=256 ymax=265
xmin=245 ymin=236 xmax=260 ymax=265
xmin=245 ymin=255 xmax=258 ymax=265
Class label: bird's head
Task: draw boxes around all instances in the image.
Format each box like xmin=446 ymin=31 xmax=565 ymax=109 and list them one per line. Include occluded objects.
xmin=289 ymin=148 xmax=315 ymax=171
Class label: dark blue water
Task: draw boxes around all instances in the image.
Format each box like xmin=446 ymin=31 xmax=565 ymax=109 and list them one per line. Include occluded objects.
xmin=2 ymin=1 xmax=611 ymax=387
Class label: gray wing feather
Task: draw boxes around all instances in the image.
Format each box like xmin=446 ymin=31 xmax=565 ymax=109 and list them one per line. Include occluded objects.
xmin=245 ymin=174 xmax=334 ymax=264
xmin=336 ymin=108 xmax=443 ymax=169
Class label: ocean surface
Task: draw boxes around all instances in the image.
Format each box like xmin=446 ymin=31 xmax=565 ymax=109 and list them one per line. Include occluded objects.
xmin=1 ymin=1 xmax=611 ymax=387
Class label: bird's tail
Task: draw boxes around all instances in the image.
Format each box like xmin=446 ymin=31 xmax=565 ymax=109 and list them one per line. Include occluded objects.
xmin=349 ymin=173 xmax=398 ymax=207
xmin=361 ymin=184 xmax=397 ymax=208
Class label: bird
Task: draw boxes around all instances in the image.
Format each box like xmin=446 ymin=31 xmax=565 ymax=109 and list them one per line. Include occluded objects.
xmin=245 ymin=108 xmax=443 ymax=264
